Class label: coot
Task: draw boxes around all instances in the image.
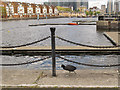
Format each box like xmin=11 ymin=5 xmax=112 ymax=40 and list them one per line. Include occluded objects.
xmin=61 ymin=64 xmax=76 ymax=73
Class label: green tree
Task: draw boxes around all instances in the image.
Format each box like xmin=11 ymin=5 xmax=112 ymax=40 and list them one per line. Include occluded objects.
xmin=96 ymin=11 xmax=100 ymax=15
xmin=118 ymin=12 xmax=120 ymax=15
xmin=75 ymin=9 xmax=80 ymax=12
xmin=85 ymin=11 xmax=89 ymax=16
xmin=94 ymin=11 xmax=97 ymax=16
xmin=74 ymin=9 xmax=77 ymax=12
xmin=89 ymin=10 xmax=93 ymax=16
xmin=77 ymin=9 xmax=80 ymax=12
xmin=56 ymin=6 xmax=72 ymax=12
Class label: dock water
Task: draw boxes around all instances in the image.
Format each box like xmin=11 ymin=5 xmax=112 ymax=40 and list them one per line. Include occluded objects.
xmin=1 ymin=32 xmax=119 ymax=55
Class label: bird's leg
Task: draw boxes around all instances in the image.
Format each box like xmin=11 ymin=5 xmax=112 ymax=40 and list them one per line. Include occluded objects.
xmin=74 ymin=71 xmax=77 ymax=74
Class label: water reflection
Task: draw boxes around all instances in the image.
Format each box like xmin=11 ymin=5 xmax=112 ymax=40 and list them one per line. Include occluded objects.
xmin=1 ymin=18 xmax=112 ymax=47
xmin=0 ymin=55 xmax=119 ymax=70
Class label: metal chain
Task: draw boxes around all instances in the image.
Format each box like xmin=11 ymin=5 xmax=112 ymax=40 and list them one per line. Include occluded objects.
xmin=56 ymin=36 xmax=120 ymax=48
xmin=0 ymin=36 xmax=50 ymax=48
xmin=58 ymin=56 xmax=120 ymax=67
xmin=0 ymin=56 xmax=51 ymax=66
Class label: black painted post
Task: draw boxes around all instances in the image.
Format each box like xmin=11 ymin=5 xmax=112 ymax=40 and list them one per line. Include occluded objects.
xmin=50 ymin=27 xmax=56 ymax=76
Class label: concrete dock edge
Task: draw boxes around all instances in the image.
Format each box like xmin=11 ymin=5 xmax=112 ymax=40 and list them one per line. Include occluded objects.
xmin=103 ymin=33 xmax=117 ymax=46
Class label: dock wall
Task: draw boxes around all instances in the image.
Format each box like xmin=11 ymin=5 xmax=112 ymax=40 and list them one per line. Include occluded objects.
xmin=97 ymin=21 xmax=120 ymax=30
xmin=0 ymin=16 xmax=67 ymax=21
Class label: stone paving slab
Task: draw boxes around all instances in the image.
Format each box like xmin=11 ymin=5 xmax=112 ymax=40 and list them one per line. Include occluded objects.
xmin=104 ymin=32 xmax=119 ymax=46
xmin=1 ymin=68 xmax=119 ymax=88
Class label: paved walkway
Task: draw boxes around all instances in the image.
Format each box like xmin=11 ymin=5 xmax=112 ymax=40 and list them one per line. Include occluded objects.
xmin=104 ymin=32 xmax=119 ymax=46
xmin=1 ymin=68 xmax=119 ymax=88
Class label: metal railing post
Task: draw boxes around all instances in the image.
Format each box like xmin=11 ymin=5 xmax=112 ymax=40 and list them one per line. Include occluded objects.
xmin=50 ymin=27 xmax=56 ymax=76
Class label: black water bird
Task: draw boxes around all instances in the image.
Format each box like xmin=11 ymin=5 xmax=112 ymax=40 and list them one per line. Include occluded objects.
xmin=61 ymin=64 xmax=77 ymax=73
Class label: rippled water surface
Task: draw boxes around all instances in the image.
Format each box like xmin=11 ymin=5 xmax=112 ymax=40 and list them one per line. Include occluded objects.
xmin=0 ymin=55 xmax=119 ymax=69
xmin=0 ymin=18 xmax=119 ymax=69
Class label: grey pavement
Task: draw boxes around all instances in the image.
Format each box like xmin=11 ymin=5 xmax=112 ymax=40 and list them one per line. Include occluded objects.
xmin=1 ymin=68 xmax=119 ymax=88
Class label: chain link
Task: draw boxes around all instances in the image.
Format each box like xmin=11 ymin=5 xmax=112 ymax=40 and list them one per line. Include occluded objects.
xmin=0 ymin=36 xmax=50 ymax=48
xmin=56 ymin=36 xmax=120 ymax=48
xmin=58 ymin=56 xmax=120 ymax=67
xmin=0 ymin=56 xmax=51 ymax=66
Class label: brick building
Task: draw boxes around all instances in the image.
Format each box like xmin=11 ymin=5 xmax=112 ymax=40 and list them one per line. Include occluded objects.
xmin=0 ymin=1 xmax=59 ymax=18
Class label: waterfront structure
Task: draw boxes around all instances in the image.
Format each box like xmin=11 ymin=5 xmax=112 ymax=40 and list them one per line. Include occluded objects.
xmin=22 ymin=3 xmax=29 ymax=18
xmin=18 ymin=3 xmax=24 ymax=18
xmin=101 ymin=5 xmax=106 ymax=14
xmin=35 ymin=4 xmax=41 ymax=17
xmin=107 ymin=0 xmax=113 ymax=14
xmin=49 ymin=6 xmax=53 ymax=16
xmin=54 ymin=7 xmax=59 ymax=16
xmin=42 ymin=5 xmax=47 ymax=16
xmin=1 ymin=2 xmax=9 ymax=17
xmin=97 ymin=15 xmax=120 ymax=30
xmin=0 ymin=1 xmax=59 ymax=18
xmin=27 ymin=4 xmax=33 ymax=17
xmin=8 ymin=2 xmax=15 ymax=17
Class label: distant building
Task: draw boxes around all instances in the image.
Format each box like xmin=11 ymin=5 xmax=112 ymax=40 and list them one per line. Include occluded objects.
xmin=44 ymin=2 xmax=59 ymax=6
xmin=107 ymin=0 xmax=113 ymax=14
xmin=114 ymin=0 xmax=120 ymax=14
xmin=44 ymin=0 xmax=88 ymax=11
xmin=54 ymin=7 xmax=59 ymax=15
xmin=42 ymin=5 xmax=47 ymax=16
xmin=78 ymin=6 xmax=87 ymax=13
xmin=49 ymin=6 xmax=53 ymax=16
xmin=44 ymin=1 xmax=76 ymax=10
xmin=101 ymin=5 xmax=106 ymax=14
xmin=22 ymin=3 xmax=29 ymax=18
xmin=80 ymin=0 xmax=88 ymax=9
xmin=35 ymin=4 xmax=42 ymax=16
xmin=1 ymin=1 xmax=59 ymax=18
xmin=85 ymin=6 xmax=101 ymax=16
xmin=89 ymin=7 xmax=100 ymax=12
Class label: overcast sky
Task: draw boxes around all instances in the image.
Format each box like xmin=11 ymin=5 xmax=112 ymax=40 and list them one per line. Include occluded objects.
xmin=89 ymin=0 xmax=108 ymax=8
xmin=2 ymin=0 xmax=114 ymax=9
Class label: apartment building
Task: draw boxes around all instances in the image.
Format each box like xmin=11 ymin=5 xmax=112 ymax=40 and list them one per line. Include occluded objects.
xmin=1 ymin=1 xmax=59 ymax=18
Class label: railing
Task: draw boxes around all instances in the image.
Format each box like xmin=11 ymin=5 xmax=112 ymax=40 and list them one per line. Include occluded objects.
xmin=0 ymin=36 xmax=50 ymax=48
xmin=0 ymin=27 xmax=120 ymax=76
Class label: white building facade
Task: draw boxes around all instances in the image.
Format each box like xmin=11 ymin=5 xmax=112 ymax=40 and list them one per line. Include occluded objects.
xmin=18 ymin=3 xmax=24 ymax=17
xmin=1 ymin=1 xmax=59 ymax=18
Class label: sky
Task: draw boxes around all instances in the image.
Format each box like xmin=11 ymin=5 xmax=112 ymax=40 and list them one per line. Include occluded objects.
xmin=89 ymin=0 xmax=108 ymax=8
xmin=2 ymin=0 xmax=114 ymax=9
